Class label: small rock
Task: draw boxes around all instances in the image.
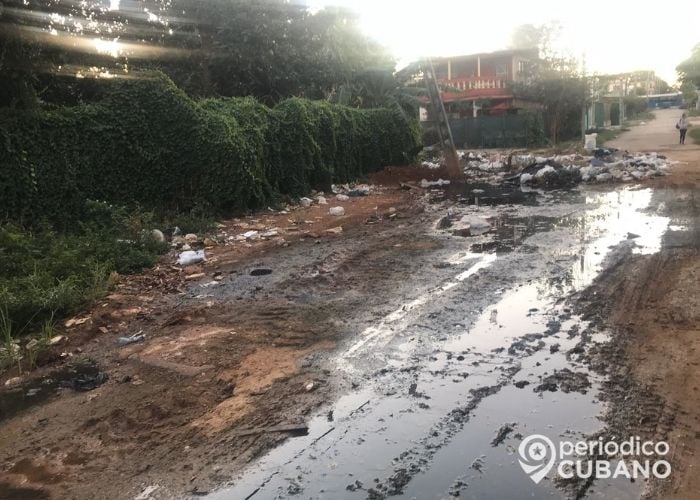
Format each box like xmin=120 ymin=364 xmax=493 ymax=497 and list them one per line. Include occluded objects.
xmin=305 ymin=382 xmax=316 ymax=392
xmin=325 ymin=226 xmax=343 ymax=235
xmin=317 ymin=196 xmax=328 ymax=205
xmin=185 ymin=233 xmax=198 ymax=243
xmin=335 ymin=194 xmax=350 ymax=202
xmin=300 ymin=197 xmax=313 ymax=208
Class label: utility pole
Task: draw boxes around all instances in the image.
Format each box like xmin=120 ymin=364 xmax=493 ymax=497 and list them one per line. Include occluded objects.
xmin=423 ymin=58 xmax=462 ymax=178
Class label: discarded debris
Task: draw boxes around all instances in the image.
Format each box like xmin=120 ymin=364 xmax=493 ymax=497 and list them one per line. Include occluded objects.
xmin=117 ymin=332 xmax=146 ymax=346
xmin=178 ymin=250 xmax=206 ymax=266
xmin=65 ymin=316 xmax=89 ymax=328
xmin=335 ymin=194 xmax=350 ymax=202
xmin=420 ymin=178 xmax=451 ymax=188
xmin=185 ymin=273 xmax=206 ymax=281
xmin=324 ymin=226 xmax=343 ymax=235
xmin=300 ymin=197 xmax=313 ymax=208
xmin=329 ymin=207 xmax=345 ymax=216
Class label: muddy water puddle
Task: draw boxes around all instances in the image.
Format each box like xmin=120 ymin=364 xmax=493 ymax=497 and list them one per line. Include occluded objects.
xmin=0 ymin=359 xmax=107 ymax=423
xmin=196 ymin=186 xmax=668 ymax=499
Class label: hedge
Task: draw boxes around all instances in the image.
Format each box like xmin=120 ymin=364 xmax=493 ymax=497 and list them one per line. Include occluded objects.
xmin=0 ymin=72 xmax=421 ymax=226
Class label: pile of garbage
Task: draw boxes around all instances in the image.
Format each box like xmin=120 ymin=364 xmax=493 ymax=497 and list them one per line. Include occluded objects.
xmin=460 ymin=149 xmax=674 ymax=188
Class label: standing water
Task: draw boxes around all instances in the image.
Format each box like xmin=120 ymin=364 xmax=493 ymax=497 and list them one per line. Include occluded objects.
xmin=203 ymin=186 xmax=669 ymax=500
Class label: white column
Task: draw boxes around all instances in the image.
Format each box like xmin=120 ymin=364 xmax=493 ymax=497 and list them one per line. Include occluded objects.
xmin=447 ymin=59 xmax=452 ymax=81
xmin=477 ymin=56 xmax=481 ymax=77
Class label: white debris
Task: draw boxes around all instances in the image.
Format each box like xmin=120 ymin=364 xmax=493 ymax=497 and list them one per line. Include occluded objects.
xmin=177 ymin=250 xmax=206 ymax=266
xmin=329 ymin=206 xmax=345 ymax=216
xmin=335 ymin=194 xmax=350 ymax=201
xmin=300 ymin=197 xmax=313 ymax=207
xmin=316 ymin=196 xmax=328 ymax=205
xmin=520 ymin=173 xmax=533 ymax=184
xmin=420 ymin=178 xmax=451 ymax=188
xmin=422 ymin=160 xmax=441 ymax=169
xmin=535 ymin=165 xmax=556 ymax=178
xmin=151 ymin=229 xmax=165 ymax=243
xmin=596 ymin=173 xmax=613 ymax=182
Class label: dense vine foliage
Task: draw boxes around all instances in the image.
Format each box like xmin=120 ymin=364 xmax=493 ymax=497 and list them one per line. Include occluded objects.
xmin=0 ymin=73 xmax=421 ymax=226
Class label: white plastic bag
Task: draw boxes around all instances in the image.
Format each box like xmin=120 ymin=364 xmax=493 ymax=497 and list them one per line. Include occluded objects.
xmin=584 ymin=133 xmax=597 ymax=151
xmin=178 ymin=250 xmax=206 ymax=266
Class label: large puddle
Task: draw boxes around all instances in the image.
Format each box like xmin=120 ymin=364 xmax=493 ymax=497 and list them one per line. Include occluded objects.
xmin=202 ymin=186 xmax=669 ymax=500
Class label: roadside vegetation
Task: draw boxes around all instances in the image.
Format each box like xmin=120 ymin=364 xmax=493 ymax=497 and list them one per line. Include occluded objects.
xmin=689 ymin=128 xmax=700 ymax=145
xmin=0 ymin=1 xmax=421 ymax=372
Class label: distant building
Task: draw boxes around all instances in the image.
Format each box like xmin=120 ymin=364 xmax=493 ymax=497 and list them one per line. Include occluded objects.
xmin=592 ymin=71 xmax=669 ymax=97
xmin=419 ymin=48 xmax=539 ymax=118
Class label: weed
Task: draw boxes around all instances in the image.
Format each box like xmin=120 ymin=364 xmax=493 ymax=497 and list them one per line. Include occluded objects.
xmin=0 ymin=305 xmax=22 ymax=373
xmin=689 ymin=128 xmax=700 ymax=145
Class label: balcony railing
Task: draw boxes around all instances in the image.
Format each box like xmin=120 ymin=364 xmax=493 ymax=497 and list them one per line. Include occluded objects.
xmin=442 ymin=77 xmax=508 ymax=91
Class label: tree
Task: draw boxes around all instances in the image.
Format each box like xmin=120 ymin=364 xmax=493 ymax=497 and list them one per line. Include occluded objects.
xmin=509 ymin=24 xmax=589 ymax=143
xmin=676 ymin=43 xmax=700 ymax=87
xmin=0 ymin=0 xmax=393 ymax=106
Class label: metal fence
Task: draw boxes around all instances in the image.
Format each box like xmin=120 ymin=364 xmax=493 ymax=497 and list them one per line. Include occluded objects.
xmin=435 ymin=113 xmax=544 ymax=149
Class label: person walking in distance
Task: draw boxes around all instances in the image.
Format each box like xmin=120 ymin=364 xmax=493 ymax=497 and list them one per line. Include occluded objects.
xmin=676 ymin=113 xmax=690 ymax=145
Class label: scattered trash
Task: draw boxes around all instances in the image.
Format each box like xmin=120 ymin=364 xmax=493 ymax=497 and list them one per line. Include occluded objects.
xmin=305 ymin=382 xmax=316 ymax=392
xmin=178 ymin=250 xmax=206 ymax=266
xmin=316 ymin=196 xmax=328 ymax=205
xmin=49 ymin=335 xmax=64 ymax=345
xmin=421 ymin=160 xmax=442 ymax=169
xmin=240 ymin=230 xmax=260 ymax=240
xmin=117 ymin=331 xmax=146 ymax=346
xmin=4 ymin=377 xmax=22 ymax=388
xmin=329 ymin=207 xmax=345 ymax=216
xmin=250 ymin=268 xmax=273 ymax=276
xmin=420 ymin=178 xmax=451 ymax=188
xmin=184 ymin=233 xmax=198 ymax=243
xmin=65 ymin=317 xmax=89 ymax=328
xmin=335 ymin=194 xmax=350 ymax=202
xmin=348 ymin=187 xmax=369 ymax=197
xmin=325 ymin=226 xmax=343 ymax=235
xmin=584 ymin=133 xmax=597 ymax=151
xmin=185 ymin=272 xmax=206 ymax=281
xmin=463 ymin=149 xmax=673 ymax=188
xmin=300 ymin=197 xmax=313 ymax=208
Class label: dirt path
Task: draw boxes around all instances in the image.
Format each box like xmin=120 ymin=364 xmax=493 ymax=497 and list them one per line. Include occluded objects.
xmin=588 ymin=113 xmax=700 ymax=499
xmin=0 ymin=136 xmax=698 ymax=500
xmin=608 ymin=108 xmax=700 ymax=152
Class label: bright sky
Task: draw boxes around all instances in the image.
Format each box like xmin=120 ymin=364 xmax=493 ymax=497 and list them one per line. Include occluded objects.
xmin=307 ymin=0 xmax=700 ymax=85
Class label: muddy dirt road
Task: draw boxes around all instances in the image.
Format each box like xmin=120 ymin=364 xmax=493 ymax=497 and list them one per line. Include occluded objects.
xmin=1 ymin=112 xmax=698 ymax=500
